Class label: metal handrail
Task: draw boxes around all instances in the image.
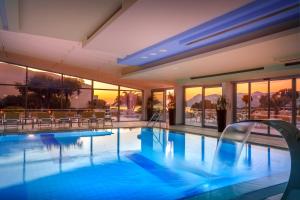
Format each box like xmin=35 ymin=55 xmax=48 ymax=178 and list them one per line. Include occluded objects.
xmin=147 ymin=111 xmax=162 ymax=128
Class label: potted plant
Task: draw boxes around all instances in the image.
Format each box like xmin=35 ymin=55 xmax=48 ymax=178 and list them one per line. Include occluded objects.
xmin=216 ymin=96 xmax=228 ymax=132
xmin=167 ymin=92 xmax=176 ymax=125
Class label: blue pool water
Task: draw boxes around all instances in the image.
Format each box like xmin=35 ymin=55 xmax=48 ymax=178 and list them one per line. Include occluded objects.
xmin=0 ymin=128 xmax=290 ymax=200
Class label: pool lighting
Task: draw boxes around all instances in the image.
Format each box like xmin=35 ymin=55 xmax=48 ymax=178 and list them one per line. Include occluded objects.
xmin=28 ymin=134 xmax=35 ymax=138
xmin=159 ymin=49 xmax=167 ymax=52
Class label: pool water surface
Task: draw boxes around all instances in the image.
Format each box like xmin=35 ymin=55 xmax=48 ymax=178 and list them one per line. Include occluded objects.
xmin=0 ymin=128 xmax=290 ymax=200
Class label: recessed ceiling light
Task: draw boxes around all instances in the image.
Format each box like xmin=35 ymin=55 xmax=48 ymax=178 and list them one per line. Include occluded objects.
xmin=159 ymin=49 xmax=167 ymax=52
xmin=141 ymin=56 xmax=148 ymax=59
xmin=149 ymin=52 xmax=157 ymax=56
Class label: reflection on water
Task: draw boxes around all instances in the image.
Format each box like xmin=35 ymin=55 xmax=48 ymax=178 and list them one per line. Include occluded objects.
xmin=40 ymin=134 xmax=83 ymax=149
xmin=0 ymin=128 xmax=290 ymax=200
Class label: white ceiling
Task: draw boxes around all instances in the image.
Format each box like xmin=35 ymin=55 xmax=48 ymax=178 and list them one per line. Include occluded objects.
xmin=0 ymin=0 xmax=299 ymax=88
xmin=18 ymin=0 xmax=121 ymax=41
xmin=85 ymin=0 xmax=251 ymax=58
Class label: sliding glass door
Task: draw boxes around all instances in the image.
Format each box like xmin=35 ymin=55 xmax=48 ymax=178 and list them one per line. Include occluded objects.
xmin=184 ymin=85 xmax=222 ymax=128
xmin=204 ymin=87 xmax=222 ymax=127
xmin=185 ymin=87 xmax=202 ymax=126
xmin=234 ymin=77 xmax=299 ymax=136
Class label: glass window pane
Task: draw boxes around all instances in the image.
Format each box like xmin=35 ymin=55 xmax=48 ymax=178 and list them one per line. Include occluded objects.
xmin=63 ymin=75 xmax=92 ymax=88
xmin=236 ymin=83 xmax=249 ymax=121
xmin=63 ymin=89 xmax=92 ymax=109
xmin=185 ymin=87 xmax=202 ymax=126
xmin=152 ymin=91 xmax=164 ymax=120
xmin=166 ymin=89 xmax=175 ymax=110
xmin=152 ymin=91 xmax=164 ymax=112
xmin=0 ymin=85 xmax=26 ymax=110
xmin=27 ymin=68 xmax=62 ymax=109
xmin=270 ymin=80 xmax=292 ymax=121
xmin=119 ymin=90 xmax=142 ymax=121
xmin=0 ymin=62 xmax=26 ymax=85
xmin=93 ymin=90 xmax=118 ymax=121
xmin=204 ymin=87 xmax=222 ymax=127
xmin=28 ymin=68 xmax=62 ymax=85
xmin=297 ymin=78 xmax=300 ymax=129
xmin=250 ymin=81 xmax=268 ymax=134
xmin=93 ymin=81 xmax=118 ymax=90
xmin=270 ymin=80 xmax=292 ymax=136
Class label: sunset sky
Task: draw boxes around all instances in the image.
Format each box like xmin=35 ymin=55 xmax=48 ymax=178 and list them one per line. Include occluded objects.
xmin=236 ymin=80 xmax=293 ymax=94
xmin=185 ymin=87 xmax=222 ymax=100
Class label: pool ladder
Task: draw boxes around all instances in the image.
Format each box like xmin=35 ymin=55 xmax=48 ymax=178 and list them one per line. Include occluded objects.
xmin=147 ymin=111 xmax=162 ymax=128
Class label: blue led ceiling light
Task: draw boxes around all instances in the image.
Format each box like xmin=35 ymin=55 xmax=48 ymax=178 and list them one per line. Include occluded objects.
xmin=118 ymin=0 xmax=300 ymax=67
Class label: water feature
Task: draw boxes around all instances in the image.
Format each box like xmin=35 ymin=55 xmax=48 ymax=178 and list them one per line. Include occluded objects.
xmin=211 ymin=121 xmax=256 ymax=174
xmin=212 ymin=120 xmax=300 ymax=200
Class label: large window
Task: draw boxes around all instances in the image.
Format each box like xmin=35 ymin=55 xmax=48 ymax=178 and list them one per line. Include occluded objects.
xmin=93 ymin=90 xmax=118 ymax=121
xmin=0 ymin=63 xmax=26 ymax=113
xmin=250 ymin=81 xmax=269 ymax=134
xmin=27 ymin=68 xmax=63 ymax=109
xmin=235 ymin=77 xmax=298 ymax=136
xmin=185 ymin=87 xmax=202 ymax=126
xmin=204 ymin=87 xmax=222 ymax=127
xmin=184 ymin=86 xmax=222 ymax=127
xmin=0 ymin=85 xmax=26 ymax=110
xmin=236 ymin=83 xmax=249 ymax=121
xmin=152 ymin=91 xmax=164 ymax=120
xmin=269 ymin=80 xmax=292 ymax=122
xmin=0 ymin=62 xmax=26 ymax=85
xmin=62 ymin=75 xmax=92 ymax=109
xmin=0 ymin=62 xmax=144 ymax=121
xmin=119 ymin=88 xmax=143 ymax=121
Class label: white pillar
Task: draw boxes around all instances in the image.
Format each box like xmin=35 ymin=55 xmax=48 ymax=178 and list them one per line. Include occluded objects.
xmin=222 ymin=82 xmax=234 ymax=125
xmin=175 ymin=85 xmax=184 ymax=124
xmin=142 ymin=89 xmax=151 ymax=121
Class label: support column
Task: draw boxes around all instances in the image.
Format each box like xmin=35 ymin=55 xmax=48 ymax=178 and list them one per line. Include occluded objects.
xmin=222 ymin=82 xmax=234 ymax=125
xmin=142 ymin=89 xmax=151 ymax=121
xmin=175 ymin=85 xmax=184 ymax=125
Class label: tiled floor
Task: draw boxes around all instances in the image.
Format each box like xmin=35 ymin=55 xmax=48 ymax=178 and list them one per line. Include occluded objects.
xmin=0 ymin=121 xmax=288 ymax=149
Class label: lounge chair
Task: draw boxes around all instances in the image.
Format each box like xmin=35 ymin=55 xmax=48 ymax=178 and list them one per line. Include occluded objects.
xmin=3 ymin=112 xmax=20 ymax=131
xmin=53 ymin=112 xmax=72 ymax=128
xmin=70 ymin=112 xmax=81 ymax=128
xmin=80 ymin=111 xmax=96 ymax=128
xmin=103 ymin=108 xmax=113 ymax=128
xmin=95 ymin=112 xmax=105 ymax=127
xmin=36 ymin=112 xmax=53 ymax=129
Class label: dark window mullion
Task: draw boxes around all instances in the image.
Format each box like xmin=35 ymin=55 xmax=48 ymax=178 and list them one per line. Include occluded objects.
xmin=248 ymin=82 xmax=251 ymax=120
xmin=268 ymin=80 xmax=271 ymax=135
xmin=292 ymin=78 xmax=297 ymax=126
xmin=202 ymin=87 xmax=205 ymax=127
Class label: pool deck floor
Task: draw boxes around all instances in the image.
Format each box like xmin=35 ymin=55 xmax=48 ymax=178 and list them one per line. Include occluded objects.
xmin=0 ymin=121 xmax=288 ymax=149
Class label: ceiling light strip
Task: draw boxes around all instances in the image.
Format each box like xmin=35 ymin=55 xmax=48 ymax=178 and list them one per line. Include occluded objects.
xmin=185 ymin=3 xmax=300 ymax=46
